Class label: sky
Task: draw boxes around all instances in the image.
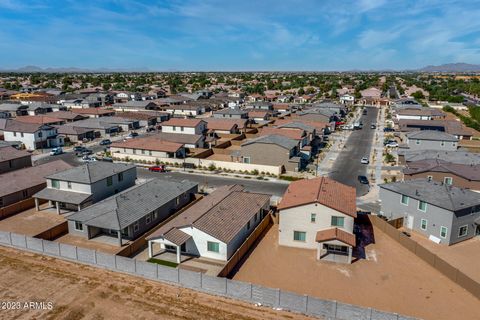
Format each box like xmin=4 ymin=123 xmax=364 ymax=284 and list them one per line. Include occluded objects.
xmin=0 ymin=0 xmax=480 ymax=71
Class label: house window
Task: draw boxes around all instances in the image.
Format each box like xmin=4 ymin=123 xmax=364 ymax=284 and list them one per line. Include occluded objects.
xmin=21 ymin=132 xmax=24 ymax=138
xmin=146 ymin=213 xmax=152 ymax=225
xmin=141 ymin=149 xmax=145 ymax=154
xmin=176 ymin=197 xmax=179 ymax=205
xmin=118 ymin=172 xmax=123 ymax=182
xmin=254 ymin=212 xmax=258 ymax=222
xmin=133 ymin=221 xmax=139 ymax=232
xmin=243 ymin=157 xmax=251 ymax=164
xmin=444 ymin=177 xmax=453 ymax=185
xmin=173 ymin=126 xmax=176 ymax=131
xmin=133 ymin=149 xmax=137 ymax=154
xmin=331 ymin=216 xmax=344 ymax=227
xmin=310 ymin=213 xmax=316 ymax=223
xmin=441 ymin=141 xmax=445 ymax=146
xmin=247 ymin=221 xmax=251 ymax=230
xmin=13 ymin=132 xmax=16 ymax=137
xmin=180 ymin=126 xmax=184 ymax=132
xmin=22 ymin=190 xmax=28 ymax=198
xmin=38 ymin=132 xmax=42 ymax=138
xmin=415 ymin=139 xmax=420 ymax=145
xmin=51 ymin=179 xmax=60 ymax=189
xmin=67 ymin=181 xmax=72 ymax=189
xmin=0 ymin=198 xmax=3 ymax=207
xmin=8 ymin=160 xmax=12 ymax=168
xmin=149 ymin=151 xmax=152 ymax=156
xmin=427 ymin=176 xmax=433 ymax=182
xmin=107 ymin=176 xmax=113 ymax=187
xmin=401 ymin=195 xmax=409 ymax=205
xmin=207 ymin=241 xmax=220 ymax=253
xmin=458 ymin=225 xmax=468 ymax=237
xmin=293 ymin=231 xmax=306 ymax=241
xmin=440 ymin=226 xmax=448 ymax=239
xmin=74 ymin=221 xmax=83 ymax=231
xmin=418 ymin=201 xmax=427 ymax=212
xmin=420 ymin=219 xmax=427 ymax=231
xmin=153 ymin=210 xmax=158 ymax=220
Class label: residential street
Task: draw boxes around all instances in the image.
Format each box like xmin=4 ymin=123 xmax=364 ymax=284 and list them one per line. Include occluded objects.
xmin=328 ymin=107 xmax=378 ymax=196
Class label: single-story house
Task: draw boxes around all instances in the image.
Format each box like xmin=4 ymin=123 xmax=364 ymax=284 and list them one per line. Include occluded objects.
xmin=111 ymin=137 xmax=185 ymax=159
xmin=0 ymin=145 xmax=32 ymax=174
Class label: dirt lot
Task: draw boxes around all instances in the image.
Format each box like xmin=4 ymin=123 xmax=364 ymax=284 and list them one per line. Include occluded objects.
xmin=55 ymin=234 xmax=122 ymax=255
xmin=0 ymin=246 xmax=311 ymax=320
xmin=233 ymin=224 xmax=480 ymax=320
xmin=0 ymin=206 xmax=65 ymax=236
xmin=408 ymin=230 xmax=480 ymax=283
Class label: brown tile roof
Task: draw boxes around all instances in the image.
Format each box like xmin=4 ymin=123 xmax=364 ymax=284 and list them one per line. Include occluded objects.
xmin=3 ymin=119 xmax=54 ymax=133
xmin=15 ymin=115 xmax=64 ymax=125
xmin=49 ymin=111 xmax=88 ymax=120
xmin=0 ymin=160 xmax=72 ymax=197
xmin=278 ymin=177 xmax=357 ymax=217
xmin=163 ymin=228 xmax=191 ymax=246
xmin=71 ymin=108 xmax=115 ymax=115
xmin=115 ymin=112 xmax=157 ymax=121
xmin=248 ymin=111 xmax=269 ymax=118
xmin=315 ymin=228 xmax=356 ymax=247
xmin=147 ymin=185 xmax=270 ymax=244
xmin=162 ymin=118 xmax=205 ymax=127
xmin=205 ymin=118 xmax=247 ymax=129
xmin=111 ymin=136 xmax=183 ymax=153
xmin=204 ymin=119 xmax=238 ymax=131
xmin=403 ymin=159 xmax=480 ymax=180
xmin=0 ymin=146 xmax=31 ymax=162
xmin=260 ymin=127 xmax=304 ymax=140
xmin=274 ymin=119 xmax=329 ymax=132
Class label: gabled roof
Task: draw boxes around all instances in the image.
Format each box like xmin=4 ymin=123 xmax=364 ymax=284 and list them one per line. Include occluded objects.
xmin=49 ymin=111 xmax=88 ymax=120
xmin=111 ymin=136 xmax=183 ymax=153
xmin=147 ymin=185 xmax=270 ymax=244
xmin=161 ymin=118 xmax=205 ymax=127
xmin=260 ymin=127 xmax=305 ymax=140
xmin=406 ymin=130 xmax=458 ymax=142
xmin=241 ymin=134 xmax=298 ymax=150
xmin=403 ymin=159 xmax=480 ymax=180
xmin=380 ymin=179 xmax=480 ymax=211
xmin=0 ymin=160 xmax=72 ymax=197
xmin=71 ymin=108 xmax=115 ymax=115
xmin=153 ymin=132 xmax=203 ymax=145
xmin=15 ymin=115 xmax=64 ymax=125
xmin=67 ymin=179 xmax=197 ymax=230
xmin=2 ymin=119 xmax=54 ymax=133
xmin=278 ymin=177 xmax=357 ymax=217
xmin=315 ymin=228 xmax=356 ymax=247
xmin=0 ymin=145 xmax=31 ymax=162
xmin=399 ymin=150 xmax=480 ymax=165
xmin=46 ymin=162 xmax=135 ymax=184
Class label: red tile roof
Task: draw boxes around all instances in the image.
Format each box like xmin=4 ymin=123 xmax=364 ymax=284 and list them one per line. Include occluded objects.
xmin=315 ymin=228 xmax=356 ymax=247
xmin=278 ymin=177 xmax=357 ymax=217
xmin=15 ymin=115 xmax=64 ymax=125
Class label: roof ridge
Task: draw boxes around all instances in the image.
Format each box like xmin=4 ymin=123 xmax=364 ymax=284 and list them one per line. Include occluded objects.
xmin=316 ymin=177 xmax=324 ymax=202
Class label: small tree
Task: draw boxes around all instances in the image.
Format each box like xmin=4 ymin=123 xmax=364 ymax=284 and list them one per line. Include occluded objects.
xmin=208 ymin=163 xmax=216 ymax=171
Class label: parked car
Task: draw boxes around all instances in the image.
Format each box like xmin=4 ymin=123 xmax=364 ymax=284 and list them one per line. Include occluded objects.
xmin=361 ymin=157 xmax=369 ymax=164
xmin=358 ymin=175 xmax=369 ymax=184
xmin=335 ymin=121 xmax=345 ymax=126
xmin=370 ymin=123 xmax=376 ymax=129
xmin=73 ymin=145 xmax=85 ymax=152
xmin=386 ymin=142 xmax=399 ymax=148
xmin=363 ymin=109 xmax=367 ymax=115
xmin=128 ymin=132 xmax=139 ymax=138
xmin=99 ymin=139 xmax=111 ymax=145
xmin=146 ymin=127 xmax=156 ymax=132
xmin=50 ymin=147 xmax=63 ymax=156
xmin=81 ymin=155 xmax=97 ymax=163
xmin=148 ymin=165 xmax=166 ymax=173
xmin=74 ymin=147 xmax=91 ymax=156
xmin=383 ymin=127 xmax=394 ymax=132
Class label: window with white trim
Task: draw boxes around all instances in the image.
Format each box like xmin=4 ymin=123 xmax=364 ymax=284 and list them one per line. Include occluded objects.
xmin=420 ymin=219 xmax=427 ymax=230
xmin=458 ymin=225 xmax=468 ymax=237
xmin=444 ymin=177 xmax=453 ymax=185
xmin=440 ymin=226 xmax=448 ymax=239
xmin=74 ymin=221 xmax=83 ymax=231
xmin=418 ymin=201 xmax=427 ymax=212
xmin=401 ymin=195 xmax=409 ymax=205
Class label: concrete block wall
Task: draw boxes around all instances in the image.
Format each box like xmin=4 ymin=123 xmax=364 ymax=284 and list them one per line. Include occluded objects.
xmin=0 ymin=232 xmax=417 ymax=320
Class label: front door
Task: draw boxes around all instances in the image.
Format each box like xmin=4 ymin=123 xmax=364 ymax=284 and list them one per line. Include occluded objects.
xmin=406 ymin=215 xmax=414 ymax=229
xmin=476 ymin=225 xmax=480 ymax=236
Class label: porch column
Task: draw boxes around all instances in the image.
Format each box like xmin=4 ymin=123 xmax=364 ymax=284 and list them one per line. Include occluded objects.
xmin=78 ymin=204 xmax=82 ymax=211
xmin=48 ymin=200 xmax=53 ymax=207
xmin=176 ymin=245 xmax=181 ymax=264
xmin=34 ymin=198 xmax=39 ymax=211
xmin=148 ymin=241 xmax=153 ymax=258
xmin=55 ymin=201 xmax=60 ymax=214
xmin=117 ymin=231 xmax=123 ymax=247
xmin=348 ymin=246 xmax=353 ymax=264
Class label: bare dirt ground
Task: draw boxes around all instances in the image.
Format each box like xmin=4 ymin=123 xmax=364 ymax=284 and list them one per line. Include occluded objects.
xmin=0 ymin=206 xmax=65 ymax=236
xmin=0 ymin=246 xmax=311 ymax=320
xmin=233 ymin=224 xmax=480 ymax=320
xmin=408 ymin=230 xmax=480 ymax=283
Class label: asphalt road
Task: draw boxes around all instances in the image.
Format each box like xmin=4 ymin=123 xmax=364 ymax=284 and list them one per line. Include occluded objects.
xmin=34 ymin=146 xmax=290 ymax=198
xmin=137 ymin=169 xmax=289 ymax=197
xmin=328 ymin=107 xmax=378 ymax=196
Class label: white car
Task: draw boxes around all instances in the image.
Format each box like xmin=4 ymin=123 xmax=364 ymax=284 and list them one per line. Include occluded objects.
xmin=386 ymin=142 xmax=399 ymax=148
xmin=361 ymin=157 xmax=369 ymax=164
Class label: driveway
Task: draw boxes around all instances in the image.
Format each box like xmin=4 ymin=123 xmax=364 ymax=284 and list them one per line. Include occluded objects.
xmin=328 ymin=107 xmax=379 ymax=196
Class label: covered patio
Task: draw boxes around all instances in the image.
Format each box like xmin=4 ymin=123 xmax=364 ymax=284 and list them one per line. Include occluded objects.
xmin=33 ymin=188 xmax=92 ymax=214
xmin=315 ymin=228 xmax=356 ymax=264
xmin=147 ymin=228 xmax=192 ymax=264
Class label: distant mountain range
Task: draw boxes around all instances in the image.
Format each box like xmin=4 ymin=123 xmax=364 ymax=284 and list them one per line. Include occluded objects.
xmin=1 ymin=63 xmax=480 ymax=73
xmin=417 ymin=63 xmax=480 ymax=72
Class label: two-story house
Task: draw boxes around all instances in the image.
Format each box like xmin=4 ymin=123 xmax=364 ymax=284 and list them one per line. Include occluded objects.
xmin=405 ymin=130 xmax=458 ymax=151
xmin=2 ymin=119 xmax=64 ymax=150
xmin=66 ymin=179 xmax=198 ymax=246
xmin=33 ymin=162 xmax=137 ymax=213
xmin=379 ymin=179 xmax=480 ymax=245
xmin=278 ymin=177 xmax=357 ymax=264
xmin=160 ymin=118 xmax=207 ymax=135
xmin=146 ymin=185 xmax=270 ymax=263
